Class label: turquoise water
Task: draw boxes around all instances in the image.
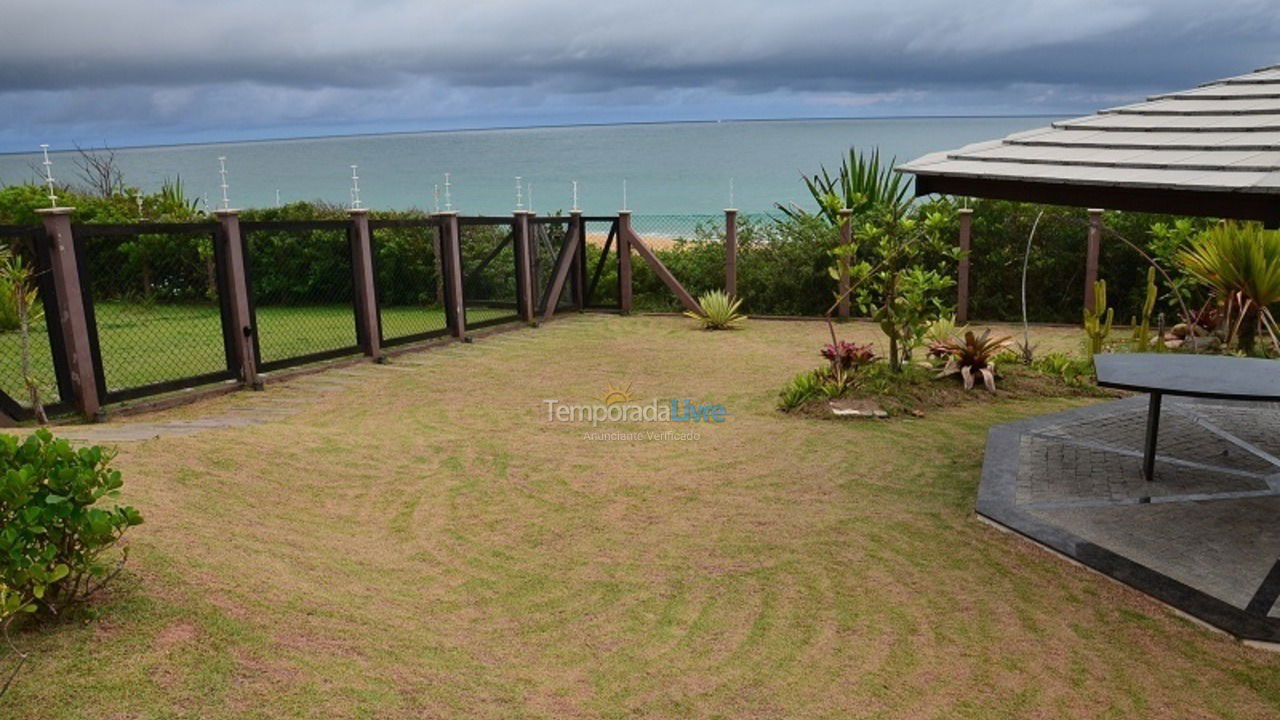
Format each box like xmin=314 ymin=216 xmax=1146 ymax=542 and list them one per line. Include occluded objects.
xmin=0 ymin=117 xmax=1058 ymax=215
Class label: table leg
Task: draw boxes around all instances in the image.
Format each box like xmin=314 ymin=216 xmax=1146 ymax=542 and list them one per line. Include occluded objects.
xmin=1143 ymin=392 xmax=1162 ymax=482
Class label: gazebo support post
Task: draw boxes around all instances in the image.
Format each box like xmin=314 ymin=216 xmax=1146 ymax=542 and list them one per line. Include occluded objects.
xmin=957 ymin=208 xmax=973 ymax=324
xmin=1084 ymin=209 xmax=1103 ymax=313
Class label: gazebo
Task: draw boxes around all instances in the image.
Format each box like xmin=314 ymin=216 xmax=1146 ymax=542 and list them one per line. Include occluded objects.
xmin=900 ymin=65 xmax=1280 ymax=224
xmin=900 ymin=64 xmax=1280 ymax=320
xmin=898 ymin=65 xmax=1280 ymax=646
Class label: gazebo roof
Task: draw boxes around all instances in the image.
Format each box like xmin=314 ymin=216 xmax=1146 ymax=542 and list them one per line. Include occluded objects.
xmin=898 ymin=65 xmax=1280 ymax=225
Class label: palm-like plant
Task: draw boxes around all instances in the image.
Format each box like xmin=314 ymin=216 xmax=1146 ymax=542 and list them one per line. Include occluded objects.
xmin=776 ymin=147 xmax=911 ymax=225
xmin=934 ymin=329 xmax=1013 ymax=392
xmin=1177 ymin=222 xmax=1280 ymax=353
xmin=685 ymin=290 xmax=746 ymax=330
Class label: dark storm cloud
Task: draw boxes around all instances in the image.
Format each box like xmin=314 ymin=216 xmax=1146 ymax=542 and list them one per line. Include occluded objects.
xmin=0 ymin=0 xmax=1276 ymax=148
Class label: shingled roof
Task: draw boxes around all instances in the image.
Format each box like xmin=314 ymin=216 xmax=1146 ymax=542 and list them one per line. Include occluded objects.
xmin=898 ymin=65 xmax=1280 ymax=225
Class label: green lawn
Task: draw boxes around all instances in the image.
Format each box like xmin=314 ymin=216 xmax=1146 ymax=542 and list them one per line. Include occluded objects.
xmin=2 ymin=315 xmax=1277 ymax=718
xmin=0 ymin=303 xmax=516 ymax=404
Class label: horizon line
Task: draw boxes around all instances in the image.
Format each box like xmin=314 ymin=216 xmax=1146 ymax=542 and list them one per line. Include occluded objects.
xmin=0 ymin=113 xmax=1068 ymax=157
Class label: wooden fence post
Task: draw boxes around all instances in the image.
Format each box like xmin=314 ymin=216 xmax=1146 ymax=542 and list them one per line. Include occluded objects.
xmin=724 ymin=208 xmax=738 ymax=298
xmin=35 ymin=207 xmax=100 ymax=421
xmin=348 ymin=209 xmax=383 ymax=361
xmin=570 ymin=211 xmax=586 ymax=310
xmin=617 ymin=212 xmax=633 ymax=314
xmin=837 ymin=208 xmax=852 ymax=319
xmin=957 ymin=207 xmax=973 ymax=324
xmin=1084 ymin=209 xmax=1103 ymax=312
xmin=215 ymin=209 xmax=260 ymax=388
xmin=437 ymin=212 xmax=467 ymax=338
xmin=514 ymin=210 xmax=536 ymax=323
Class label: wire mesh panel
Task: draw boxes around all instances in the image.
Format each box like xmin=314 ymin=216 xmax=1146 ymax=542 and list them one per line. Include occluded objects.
xmin=530 ymin=217 xmax=577 ymax=316
xmin=582 ymin=217 xmax=620 ymax=309
xmin=629 ymin=214 xmax=730 ymax=310
xmin=242 ymin=221 xmax=359 ymax=371
xmin=74 ymin=223 xmax=232 ymax=402
xmin=458 ymin=218 xmax=520 ymax=329
xmin=0 ymin=226 xmax=64 ymax=418
xmin=370 ymin=219 xmax=449 ymax=346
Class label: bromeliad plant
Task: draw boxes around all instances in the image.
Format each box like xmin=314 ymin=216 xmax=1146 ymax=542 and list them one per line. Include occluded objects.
xmin=934 ymin=329 xmax=1013 ymax=392
xmin=820 ymin=340 xmax=877 ymax=393
xmin=685 ymin=289 xmax=747 ymax=330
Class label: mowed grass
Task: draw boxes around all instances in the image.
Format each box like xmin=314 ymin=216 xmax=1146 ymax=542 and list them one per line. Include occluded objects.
xmin=3 ymin=315 xmax=1279 ymax=719
xmin=0 ymin=303 xmax=514 ymax=402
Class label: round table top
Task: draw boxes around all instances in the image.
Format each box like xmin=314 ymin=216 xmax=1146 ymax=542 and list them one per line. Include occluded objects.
xmin=1093 ymin=352 xmax=1280 ymax=401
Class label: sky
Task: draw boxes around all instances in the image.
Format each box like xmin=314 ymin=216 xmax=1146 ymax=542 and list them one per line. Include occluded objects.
xmin=0 ymin=0 xmax=1277 ymax=152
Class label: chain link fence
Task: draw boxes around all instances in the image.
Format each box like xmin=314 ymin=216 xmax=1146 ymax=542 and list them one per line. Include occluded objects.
xmin=582 ymin=217 xmax=620 ymax=309
xmin=0 ymin=226 xmax=63 ymax=417
xmin=370 ymin=219 xmax=449 ymax=346
xmin=458 ymin=218 xmax=520 ymax=329
xmin=74 ymin=223 xmax=233 ymax=402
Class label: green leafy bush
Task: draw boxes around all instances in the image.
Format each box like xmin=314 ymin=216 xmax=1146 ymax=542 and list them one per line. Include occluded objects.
xmin=0 ymin=430 xmax=143 ymax=621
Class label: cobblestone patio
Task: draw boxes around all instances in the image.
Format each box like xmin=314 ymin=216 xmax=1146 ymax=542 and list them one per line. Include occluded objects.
xmin=979 ymin=396 xmax=1280 ymax=642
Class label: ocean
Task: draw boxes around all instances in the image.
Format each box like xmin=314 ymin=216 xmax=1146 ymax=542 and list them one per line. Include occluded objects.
xmin=0 ymin=117 xmax=1059 ymax=216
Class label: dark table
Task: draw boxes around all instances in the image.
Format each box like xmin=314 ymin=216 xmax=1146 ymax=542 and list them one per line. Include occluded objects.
xmin=1093 ymin=353 xmax=1280 ymax=481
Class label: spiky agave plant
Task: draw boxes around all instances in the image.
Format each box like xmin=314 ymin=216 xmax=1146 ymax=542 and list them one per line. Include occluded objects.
xmin=935 ymin=329 xmax=1013 ymax=392
xmin=685 ymin=290 xmax=746 ymax=330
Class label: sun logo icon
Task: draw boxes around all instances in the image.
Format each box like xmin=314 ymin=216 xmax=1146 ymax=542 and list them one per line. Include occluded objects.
xmin=596 ymin=382 xmax=636 ymax=406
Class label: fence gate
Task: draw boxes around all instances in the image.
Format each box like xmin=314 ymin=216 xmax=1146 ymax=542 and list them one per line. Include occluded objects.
xmin=241 ymin=220 xmax=361 ymax=372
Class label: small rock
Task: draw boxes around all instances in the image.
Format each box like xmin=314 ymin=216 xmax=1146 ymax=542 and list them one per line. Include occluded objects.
xmin=1164 ymin=338 xmax=1184 ymax=349
xmin=828 ymin=398 xmax=887 ymax=418
xmin=1171 ymin=323 xmax=1190 ymax=338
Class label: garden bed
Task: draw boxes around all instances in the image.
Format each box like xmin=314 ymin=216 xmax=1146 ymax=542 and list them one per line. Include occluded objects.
xmin=785 ymin=362 xmax=1117 ymax=419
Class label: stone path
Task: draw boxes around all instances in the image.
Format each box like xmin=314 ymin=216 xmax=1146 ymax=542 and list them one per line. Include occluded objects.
xmin=979 ymin=396 xmax=1280 ymax=644
xmin=30 ymin=361 xmax=402 ymax=445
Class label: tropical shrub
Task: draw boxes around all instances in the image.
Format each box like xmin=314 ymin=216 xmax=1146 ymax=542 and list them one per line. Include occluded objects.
xmin=1033 ymin=352 xmax=1095 ymax=388
xmin=0 ymin=250 xmax=48 ymax=422
xmin=776 ymin=146 xmax=910 ymax=227
xmin=684 ymin=289 xmax=746 ymax=330
xmin=0 ymin=430 xmax=143 ymax=621
xmin=0 ymin=244 xmax=18 ymax=332
xmin=1177 ymin=222 xmax=1280 ymax=354
xmin=934 ymin=329 xmax=1013 ymax=391
xmin=843 ymin=204 xmax=957 ymax=371
xmin=777 ymin=369 xmax=826 ymax=411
